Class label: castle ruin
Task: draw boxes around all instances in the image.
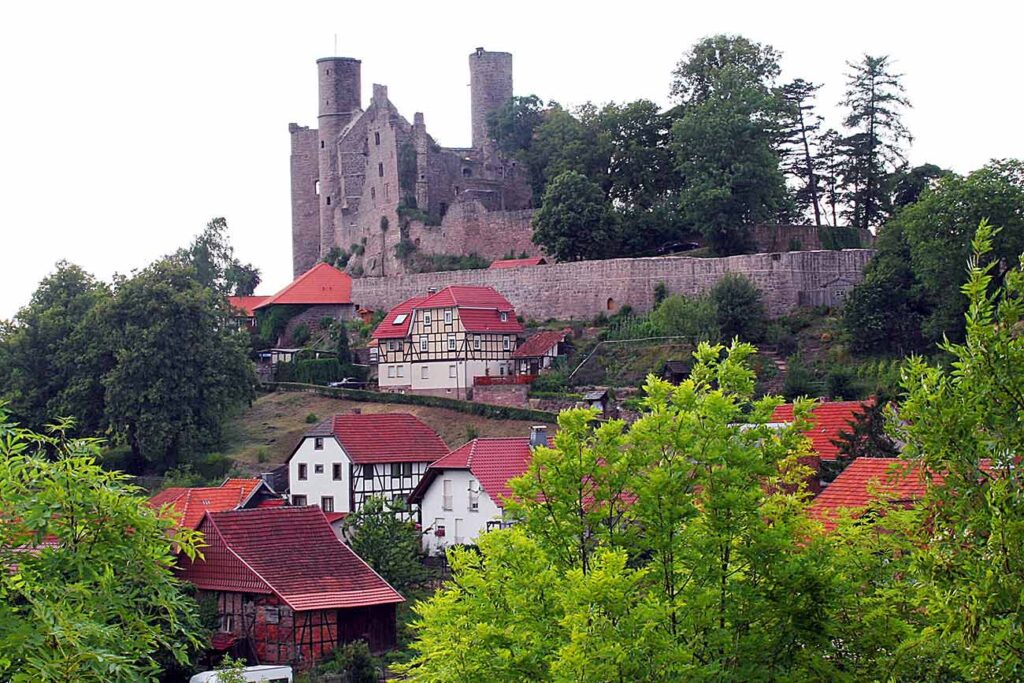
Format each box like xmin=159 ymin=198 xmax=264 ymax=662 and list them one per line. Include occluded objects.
xmin=289 ymin=48 xmax=540 ymax=279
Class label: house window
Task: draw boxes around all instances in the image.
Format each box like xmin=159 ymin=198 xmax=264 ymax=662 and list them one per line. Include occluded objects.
xmin=378 ymin=162 xmax=384 ymax=177
xmin=265 ymin=606 xmax=280 ymax=624
xmin=444 ymin=310 xmax=453 ymax=325
xmin=321 ymin=496 xmax=334 ymax=512
xmin=500 ymin=365 xmax=506 ymax=376
xmin=500 ymin=312 xmax=508 ymax=322
xmin=420 ymin=337 xmax=428 ymax=352
xmin=503 ymin=336 xmax=510 ymax=351
xmin=442 ymin=479 xmax=453 ymax=510
xmin=220 ymin=614 xmax=234 ymax=633
xmin=387 ymin=365 xmax=395 ymax=378
xmin=292 ymin=494 xmax=307 ymax=506
xmin=447 ymin=335 xmax=456 ymax=351
xmin=397 ymin=365 xmax=405 ymax=378
xmin=363 ymin=464 xmax=374 ymax=480
xmin=424 ymin=311 xmax=432 ymax=326
xmin=421 ymin=366 xmax=429 ymax=379
xmin=388 ymin=339 xmax=399 ymax=351
xmin=314 ymin=437 xmax=324 ymax=450
xmin=391 ymin=462 xmax=413 ymax=479
xmin=298 ymin=464 xmax=307 ymax=481
xmin=469 ymin=481 xmax=480 ymax=511
xmin=473 ymin=335 xmax=481 ymax=350
xmin=332 ymin=463 xmax=342 ymax=480
xmin=374 ymin=131 xmax=380 ymax=145
xmin=454 ymin=518 xmax=463 ymax=543
xmin=314 ymin=464 xmax=324 ymax=475
xmin=449 ymin=364 xmax=457 ymax=378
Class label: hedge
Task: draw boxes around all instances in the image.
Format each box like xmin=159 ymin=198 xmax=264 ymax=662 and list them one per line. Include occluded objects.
xmin=265 ymin=382 xmax=559 ymax=423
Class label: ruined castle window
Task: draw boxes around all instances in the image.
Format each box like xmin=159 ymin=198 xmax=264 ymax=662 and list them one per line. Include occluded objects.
xmin=326 ymin=69 xmax=330 ymax=75
xmin=374 ymin=132 xmax=381 ymax=146
xmin=371 ymin=187 xmax=376 ymax=200
xmin=314 ymin=180 xmax=320 ymax=196
xmin=326 ymin=196 xmax=331 ymax=206
xmin=321 ymin=140 xmax=325 ymax=148
xmin=439 ymin=202 xmax=448 ymax=218
xmin=462 ymin=167 xmax=472 ymax=178
xmin=378 ymin=162 xmax=384 ymax=177
xmin=607 ymin=297 xmax=616 ymax=311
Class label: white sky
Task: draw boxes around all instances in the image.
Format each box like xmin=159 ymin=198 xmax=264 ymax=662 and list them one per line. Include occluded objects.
xmin=1 ymin=0 xmax=1021 ymax=319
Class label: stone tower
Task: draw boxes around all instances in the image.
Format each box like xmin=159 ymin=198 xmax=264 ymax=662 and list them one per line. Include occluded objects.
xmin=317 ymin=57 xmax=362 ymax=258
xmin=469 ymin=48 xmax=512 ymax=149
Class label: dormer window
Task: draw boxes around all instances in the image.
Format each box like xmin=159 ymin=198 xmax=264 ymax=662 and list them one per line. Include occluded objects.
xmin=500 ymin=312 xmax=508 ymax=322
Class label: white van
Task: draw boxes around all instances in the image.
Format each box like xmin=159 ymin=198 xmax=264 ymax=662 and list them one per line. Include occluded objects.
xmin=189 ymin=665 xmax=292 ymax=683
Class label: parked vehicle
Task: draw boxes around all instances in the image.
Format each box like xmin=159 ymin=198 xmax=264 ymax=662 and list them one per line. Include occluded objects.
xmin=189 ymin=665 xmax=292 ymax=683
xmin=328 ymin=377 xmax=364 ymax=388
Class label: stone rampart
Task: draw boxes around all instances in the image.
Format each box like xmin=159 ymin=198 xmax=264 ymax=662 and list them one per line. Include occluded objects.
xmin=350 ymin=249 xmax=876 ymax=320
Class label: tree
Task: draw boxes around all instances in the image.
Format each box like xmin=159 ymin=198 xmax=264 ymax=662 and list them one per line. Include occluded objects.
xmin=0 ymin=410 xmax=205 ymax=681
xmin=487 ymin=94 xmax=545 ymax=155
xmin=894 ymin=221 xmax=1024 ymax=678
xmin=671 ymin=36 xmax=791 ymax=255
xmin=779 ymin=79 xmax=824 ymax=225
xmin=1 ymin=262 xmax=112 ymax=435
xmin=175 ymin=217 xmax=260 ymax=296
xmin=839 ymin=55 xmax=912 ymax=231
xmin=817 ymin=129 xmax=844 ymax=226
xmin=532 ymin=170 xmax=618 ymax=261
xmin=709 ymin=273 xmax=766 ymax=342
xmin=889 ymin=162 xmax=952 ymax=209
xmin=103 ymin=259 xmax=255 ymax=471
xmin=649 ymin=293 xmax=720 ymax=344
xmin=342 ymin=495 xmax=428 ymax=592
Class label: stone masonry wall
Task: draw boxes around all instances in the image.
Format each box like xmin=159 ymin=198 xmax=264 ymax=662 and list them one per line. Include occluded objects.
xmin=407 ymin=201 xmax=539 ymax=262
xmin=350 ymin=249 xmax=876 ymax=321
xmin=472 ymin=384 xmax=530 ymax=408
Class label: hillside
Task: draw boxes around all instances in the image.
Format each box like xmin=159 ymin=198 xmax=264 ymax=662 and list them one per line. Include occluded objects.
xmin=222 ymin=390 xmax=556 ymax=473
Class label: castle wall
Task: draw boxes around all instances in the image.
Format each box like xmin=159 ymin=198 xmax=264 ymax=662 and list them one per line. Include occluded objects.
xmin=749 ymin=224 xmax=874 ymax=253
xmin=406 ymin=202 xmax=539 ymax=262
xmin=350 ymin=249 xmax=876 ymax=321
xmin=290 ymin=124 xmax=321 ymax=277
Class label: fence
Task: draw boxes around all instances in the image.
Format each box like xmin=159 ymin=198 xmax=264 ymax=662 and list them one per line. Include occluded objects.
xmin=473 ymin=374 xmax=537 ymax=386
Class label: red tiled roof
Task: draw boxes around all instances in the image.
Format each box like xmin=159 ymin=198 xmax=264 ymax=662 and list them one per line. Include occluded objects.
xmin=178 ymin=507 xmax=403 ymax=611
xmin=771 ymin=400 xmax=873 ymax=461
xmin=418 ymin=285 xmax=515 ymax=311
xmin=489 ymin=257 xmax=547 ymax=269
xmin=459 ymin=309 xmax=523 ymax=334
xmin=226 ymin=295 xmax=270 ymax=317
xmin=371 ymin=295 xmax=428 ymax=340
xmin=297 ymin=413 xmax=449 ymax=465
xmin=324 ymin=511 xmax=348 ymax=524
xmin=513 ymin=329 xmax=571 ymax=359
xmin=409 ymin=437 xmax=538 ymax=506
xmin=808 ymin=458 xmax=936 ymax=531
xmin=254 ymin=263 xmax=352 ymax=309
xmin=149 ymin=479 xmax=270 ymax=530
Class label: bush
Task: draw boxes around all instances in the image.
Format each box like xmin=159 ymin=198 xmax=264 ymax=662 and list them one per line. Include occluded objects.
xmin=530 ymin=370 xmax=570 ymax=395
xmin=292 ymin=323 xmax=311 ymax=346
xmin=275 ymin=358 xmax=361 ymax=385
xmin=318 ymin=640 xmax=379 ymax=682
xmin=710 ymin=273 xmax=766 ymax=342
xmin=782 ymin=356 xmax=822 ymax=399
xmin=650 ymin=294 xmax=720 ymax=344
xmin=765 ymin=322 xmax=798 ymax=357
xmin=305 ymin=412 xmax=319 ymax=424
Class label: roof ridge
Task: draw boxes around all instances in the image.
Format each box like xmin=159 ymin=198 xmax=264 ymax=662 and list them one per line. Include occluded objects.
xmin=204 ymin=512 xmax=275 ymax=599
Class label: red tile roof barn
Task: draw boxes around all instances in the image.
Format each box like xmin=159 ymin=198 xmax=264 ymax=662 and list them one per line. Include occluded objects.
xmin=409 ymin=437 xmax=538 ymax=506
xmin=513 ymin=329 xmax=571 ymax=359
xmin=296 ymin=413 xmax=450 ymax=465
xmin=227 ymin=295 xmax=270 ymax=316
xmin=177 ymin=506 xmax=403 ymax=611
xmin=149 ymin=479 xmax=268 ymax=530
xmin=370 ymin=295 xmax=428 ymax=340
xmin=771 ymin=400 xmax=873 ymax=461
xmin=489 ymin=257 xmax=547 ymax=269
xmin=808 ymin=458 xmax=937 ymax=531
xmin=253 ymin=262 xmax=352 ymax=309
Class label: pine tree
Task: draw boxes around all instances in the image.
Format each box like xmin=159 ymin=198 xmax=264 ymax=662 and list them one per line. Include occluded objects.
xmin=839 ymin=55 xmax=912 ymax=231
xmin=779 ymin=79 xmax=824 ymax=225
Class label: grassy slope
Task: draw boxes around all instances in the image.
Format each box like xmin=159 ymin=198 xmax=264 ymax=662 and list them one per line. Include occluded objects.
xmin=222 ymin=391 xmax=556 ymax=473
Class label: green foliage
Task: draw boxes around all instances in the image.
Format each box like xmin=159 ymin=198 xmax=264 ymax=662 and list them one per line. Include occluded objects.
xmin=464 ymin=424 xmax=479 ymax=442
xmin=394 ymin=238 xmax=418 ymax=261
xmin=213 ymin=656 xmax=247 ymax=683
xmin=0 ymin=411 xmax=205 ymax=681
xmin=269 ymin=382 xmax=557 ymax=423
xmin=317 ymin=640 xmax=379 ymax=682
xmin=403 ymin=252 xmax=490 ymax=273
xmin=343 ymin=496 xmax=429 ymax=592
xmin=322 ymin=246 xmax=350 ymax=268
xmin=844 ymin=160 xmax=1024 ymax=353
xmin=173 ymin=217 xmax=260 ymax=296
xmin=487 ymin=94 xmax=545 ymax=155
xmin=275 ymin=358 xmax=359 ymax=385
xmin=782 ymin=355 xmax=822 ymax=399
xmin=292 ymin=322 xmax=311 ymax=346
xmin=397 ymin=197 xmax=442 ymax=227
xmin=818 ymin=225 xmax=864 ymax=250
xmin=256 ymin=304 xmax=308 ymax=348
xmin=653 ymin=281 xmax=668 ymax=305
xmin=533 ymin=170 xmax=619 ymax=261
xmin=709 ymin=273 xmax=766 ymax=341
xmin=398 ymin=142 xmax=418 ymax=199
xmin=334 ymin=324 xmax=353 ymax=365
xmin=649 ymin=293 xmax=720 ymax=344
xmin=405 ymin=345 xmax=833 ymax=680
xmin=305 ymin=412 xmax=319 ymax=424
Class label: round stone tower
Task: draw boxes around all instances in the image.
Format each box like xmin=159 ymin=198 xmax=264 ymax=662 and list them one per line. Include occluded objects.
xmin=469 ymin=48 xmax=512 ymax=149
xmin=316 ymin=57 xmax=361 ymax=256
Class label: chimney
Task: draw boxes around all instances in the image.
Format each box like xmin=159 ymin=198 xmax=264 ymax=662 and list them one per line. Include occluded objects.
xmin=529 ymin=425 xmax=547 ymax=449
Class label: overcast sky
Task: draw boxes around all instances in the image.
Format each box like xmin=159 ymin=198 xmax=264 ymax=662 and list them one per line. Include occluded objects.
xmin=1 ymin=0 xmax=1021 ymax=319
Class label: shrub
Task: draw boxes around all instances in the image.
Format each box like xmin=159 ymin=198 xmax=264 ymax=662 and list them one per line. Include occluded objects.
xmin=650 ymin=294 xmax=720 ymax=344
xmin=465 ymin=425 xmax=479 ymax=441
xmin=292 ymin=323 xmax=311 ymax=346
xmin=782 ymin=356 xmax=822 ymax=399
xmin=825 ymin=364 xmax=860 ymax=400
xmin=654 ymin=281 xmax=668 ymax=305
xmin=305 ymin=412 xmax=319 ymax=424
xmin=710 ymin=273 xmax=766 ymax=342
xmin=318 ymin=640 xmax=379 ymax=682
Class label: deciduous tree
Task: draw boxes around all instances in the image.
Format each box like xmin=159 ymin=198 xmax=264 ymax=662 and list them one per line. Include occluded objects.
xmin=532 ymin=170 xmax=619 ymax=261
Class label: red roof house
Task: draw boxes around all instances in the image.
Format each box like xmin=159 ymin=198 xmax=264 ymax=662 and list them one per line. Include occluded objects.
xmin=177 ymin=506 xmax=403 ymax=666
xmin=370 ymin=295 xmax=429 ymax=341
xmin=771 ymin=400 xmax=873 ymax=462
xmin=287 ymin=412 xmax=450 ymax=522
xmin=489 ymin=256 xmax=547 ymax=269
xmin=149 ymin=478 xmax=279 ymax=531
xmin=512 ymin=328 xmax=572 ymax=375
xmin=227 ymin=295 xmax=271 ymax=317
xmin=254 ymin=262 xmax=353 ymax=309
xmin=808 ymin=458 xmax=936 ymax=532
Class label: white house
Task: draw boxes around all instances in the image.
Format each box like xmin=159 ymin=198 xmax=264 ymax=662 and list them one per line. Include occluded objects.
xmin=369 ymin=285 xmax=523 ymax=398
xmin=286 ymin=412 xmax=450 ymax=522
xmin=407 ymin=426 xmax=548 ymax=555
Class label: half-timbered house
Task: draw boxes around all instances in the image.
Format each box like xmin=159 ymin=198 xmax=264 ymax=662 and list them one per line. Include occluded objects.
xmin=287 ymin=412 xmax=449 ymax=522
xmin=512 ymin=328 xmax=572 ymax=376
xmin=370 ymin=285 xmax=523 ymax=397
xmin=176 ymin=506 xmax=403 ymax=669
